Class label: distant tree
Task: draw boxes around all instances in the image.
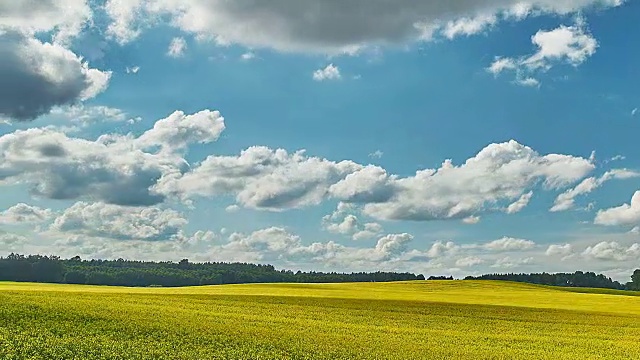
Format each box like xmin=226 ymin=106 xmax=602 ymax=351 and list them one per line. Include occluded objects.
xmin=427 ymin=276 xmax=454 ymax=280
xmin=628 ymin=269 xmax=640 ymax=291
xmin=465 ymin=271 xmax=626 ymax=290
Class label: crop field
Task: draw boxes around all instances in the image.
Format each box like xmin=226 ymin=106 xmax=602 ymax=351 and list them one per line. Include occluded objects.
xmin=1 ymin=281 xmax=639 ymax=360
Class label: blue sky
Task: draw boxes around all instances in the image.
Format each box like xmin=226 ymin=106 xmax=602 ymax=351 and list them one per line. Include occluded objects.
xmin=0 ymin=0 xmax=639 ymax=281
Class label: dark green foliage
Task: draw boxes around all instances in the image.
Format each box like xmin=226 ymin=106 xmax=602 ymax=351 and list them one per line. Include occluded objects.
xmin=628 ymin=269 xmax=640 ymax=291
xmin=464 ymin=270 xmax=637 ymax=290
xmin=427 ymin=276 xmax=454 ymax=280
xmin=0 ymin=254 xmax=424 ymax=287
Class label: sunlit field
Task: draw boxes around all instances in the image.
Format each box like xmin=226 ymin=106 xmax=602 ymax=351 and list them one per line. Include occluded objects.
xmin=1 ymin=281 xmax=639 ymax=359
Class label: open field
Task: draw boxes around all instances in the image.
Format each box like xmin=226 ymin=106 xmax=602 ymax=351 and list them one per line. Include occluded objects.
xmin=1 ymin=281 xmax=639 ymax=359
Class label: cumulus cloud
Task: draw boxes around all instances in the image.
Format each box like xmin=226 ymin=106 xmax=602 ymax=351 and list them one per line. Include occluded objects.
xmin=488 ymin=20 xmax=598 ymax=85
xmin=357 ymin=141 xmax=594 ymax=221
xmin=462 ymin=216 xmax=481 ymax=224
xmin=222 ymin=227 xmax=413 ymax=265
xmin=322 ymin=203 xmax=384 ymax=240
xmin=426 ymin=241 xmax=460 ymax=258
xmin=455 ymin=256 xmax=485 ymax=267
xmin=167 ymin=37 xmax=187 ymax=57
xmin=582 ymin=241 xmax=640 ymax=261
xmin=47 ymin=105 xmax=136 ymax=128
xmin=491 ymin=256 xmax=534 ymax=268
xmin=594 ymin=191 xmax=640 ymax=227
xmin=158 ymin=146 xmax=362 ymax=211
xmin=0 ymin=109 xmax=224 ymax=205
xmin=0 ymin=204 xmax=54 ymax=224
xmin=162 ymin=140 xmax=594 ymax=220
xmin=506 ymin=192 xmax=533 ymax=214
xmin=545 ymin=243 xmax=574 ymax=257
xmin=0 ymin=31 xmax=111 ymax=122
xmin=552 ymin=170 xmax=640 ymax=212
xmin=374 ymin=233 xmax=414 ymax=259
xmin=0 ymin=0 xmax=92 ymax=43
xmin=0 ymin=233 xmax=28 ymax=247
xmin=103 ymin=0 xmax=622 ymax=53
xmin=329 ymin=166 xmax=396 ymax=204
xmin=104 ymin=0 xmax=145 ymax=44
xmin=325 ymin=214 xmax=359 ymax=235
xmin=49 ymin=201 xmax=189 ymax=242
xmin=136 ymin=110 xmax=225 ymax=153
xmin=313 ymin=64 xmax=341 ymax=81
xmin=483 ymin=237 xmax=536 ymax=251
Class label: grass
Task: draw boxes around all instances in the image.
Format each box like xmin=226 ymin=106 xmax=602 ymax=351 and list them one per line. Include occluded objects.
xmin=1 ymin=281 xmax=639 ymax=359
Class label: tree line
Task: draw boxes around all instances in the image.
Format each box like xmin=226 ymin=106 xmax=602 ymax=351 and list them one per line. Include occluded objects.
xmin=464 ymin=270 xmax=640 ymax=291
xmin=0 ymin=254 xmax=637 ymax=290
xmin=0 ymin=254 xmax=424 ymax=287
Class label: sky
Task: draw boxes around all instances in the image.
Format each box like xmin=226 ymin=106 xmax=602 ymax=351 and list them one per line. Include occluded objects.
xmin=0 ymin=0 xmax=639 ymax=281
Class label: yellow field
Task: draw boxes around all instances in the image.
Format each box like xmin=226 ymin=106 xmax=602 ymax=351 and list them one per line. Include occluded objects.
xmin=1 ymin=281 xmax=639 ymax=359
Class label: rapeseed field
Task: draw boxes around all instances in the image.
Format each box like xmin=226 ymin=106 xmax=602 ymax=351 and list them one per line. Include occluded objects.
xmin=1 ymin=281 xmax=638 ymax=359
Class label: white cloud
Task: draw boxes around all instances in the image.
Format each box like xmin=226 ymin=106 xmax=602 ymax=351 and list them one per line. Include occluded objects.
xmin=455 ymin=256 xmax=484 ymax=267
xmin=103 ymin=0 xmax=622 ymax=53
xmin=0 ymin=0 xmax=92 ymax=43
xmin=322 ymin=203 xmax=383 ymax=241
xmin=462 ymin=216 xmax=481 ymax=224
xmin=313 ymin=64 xmax=341 ymax=81
xmin=0 ymin=109 xmax=224 ymax=206
xmin=489 ymin=20 xmax=598 ymax=86
xmin=442 ymin=14 xmax=497 ymax=39
xmin=487 ymin=57 xmax=517 ymax=74
xmin=595 ymin=191 xmax=640 ymax=227
xmin=0 ymin=31 xmax=111 ymax=122
xmin=0 ymin=204 xmax=54 ymax=224
xmin=551 ymin=169 xmax=640 ymax=212
xmin=369 ymin=150 xmax=384 ymax=159
xmin=582 ymin=241 xmax=640 ymax=261
xmin=353 ymin=223 xmax=384 ymax=241
xmin=48 ymin=105 xmax=133 ymax=127
xmin=426 ymin=241 xmax=459 ymax=258
xmin=356 ymin=140 xmax=594 ymax=221
xmin=516 ymin=77 xmax=541 ymax=87
xmin=126 ymin=66 xmax=140 ymax=74
xmin=483 ymin=237 xmax=536 ymax=251
xmin=632 ymin=108 xmax=638 ymax=116
xmin=136 ymin=110 xmax=225 ymax=154
xmin=50 ymin=201 xmax=189 ymax=242
xmin=222 ymin=228 xmax=413 ymax=265
xmin=325 ymin=214 xmax=359 ymax=235
xmin=374 ymin=233 xmax=414 ymax=259
xmin=167 ymin=37 xmax=187 ymax=57
xmin=546 ymin=243 xmax=573 ymax=257
xmin=491 ymin=256 xmax=534 ymax=268
xmin=159 ymin=147 xmax=362 ymax=211
xmin=104 ymin=0 xmax=146 ymax=44
xmin=240 ymin=52 xmax=256 ymax=61
xmin=506 ymin=191 xmax=533 ymax=214
xmin=329 ymin=165 xmax=396 ymax=204
xmin=0 ymin=233 xmax=27 ymax=246
xmin=162 ymin=140 xmax=594 ymax=221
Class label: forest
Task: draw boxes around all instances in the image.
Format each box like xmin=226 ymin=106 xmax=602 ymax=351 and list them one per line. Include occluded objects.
xmin=0 ymin=253 xmax=638 ymax=290
xmin=465 ymin=271 xmax=640 ymax=291
xmin=0 ymin=254 xmax=424 ymax=287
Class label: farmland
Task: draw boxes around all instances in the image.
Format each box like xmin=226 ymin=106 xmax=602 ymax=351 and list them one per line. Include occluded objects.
xmin=1 ymin=281 xmax=639 ymax=359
